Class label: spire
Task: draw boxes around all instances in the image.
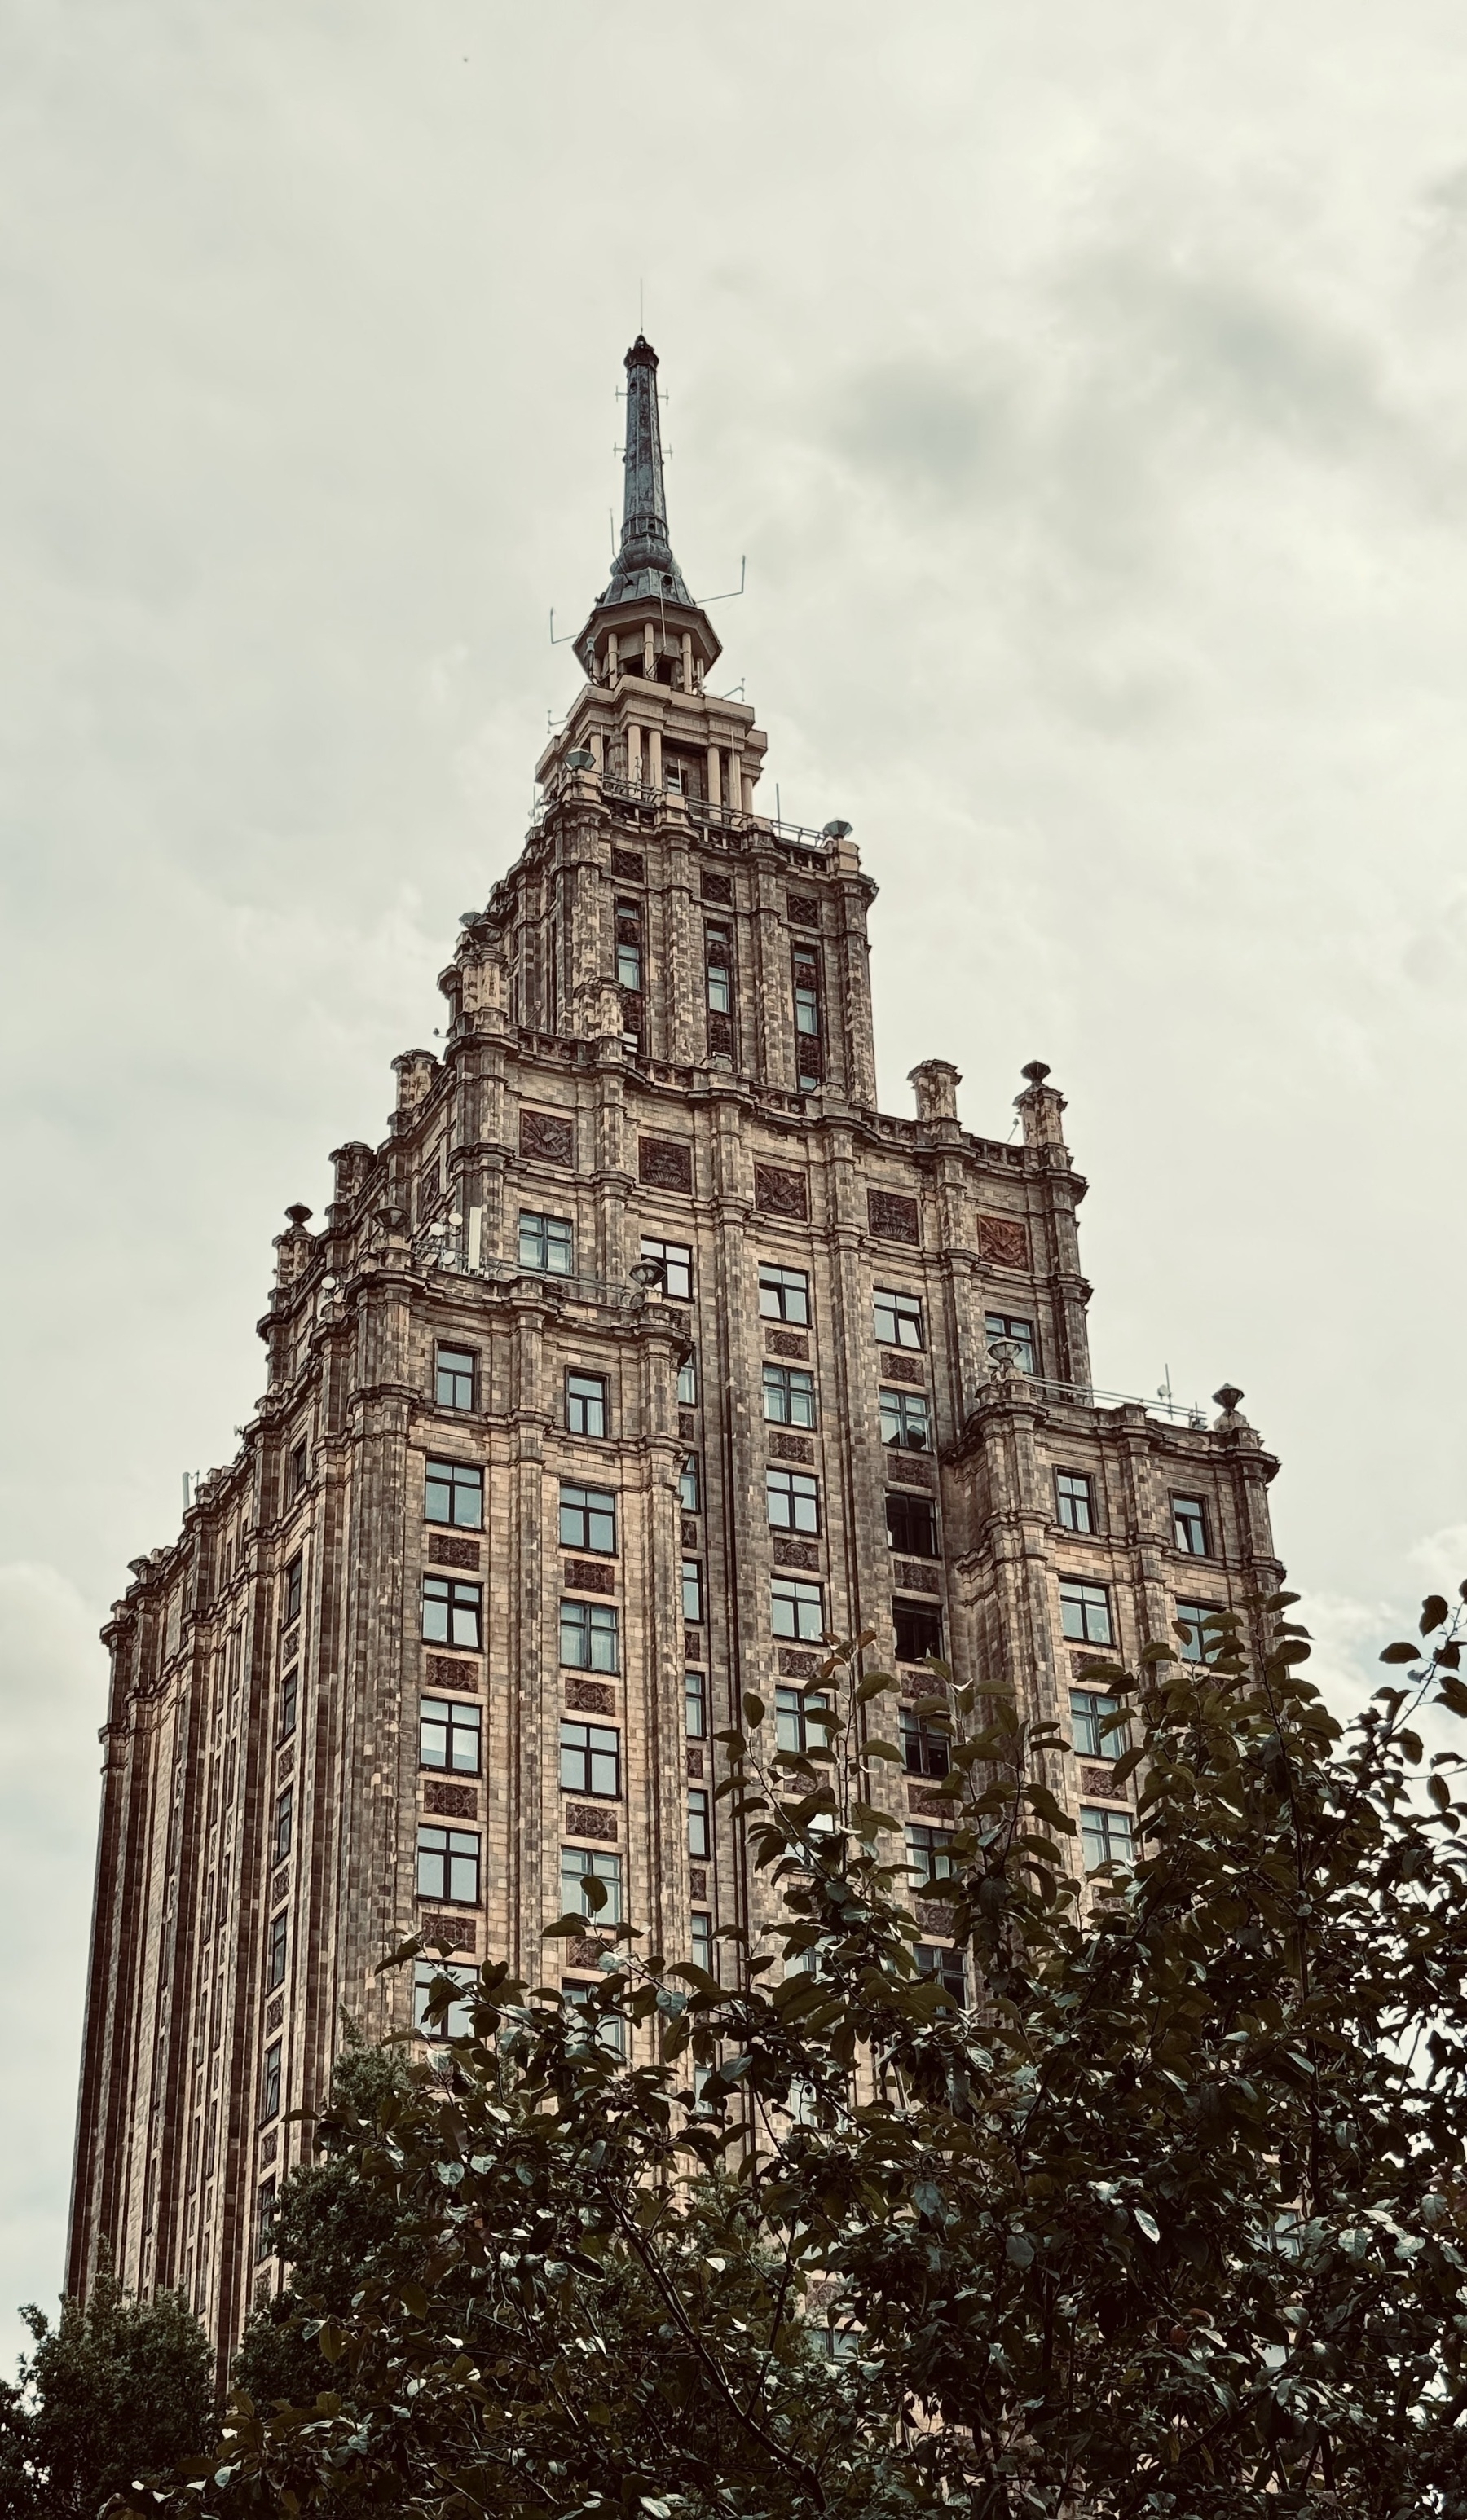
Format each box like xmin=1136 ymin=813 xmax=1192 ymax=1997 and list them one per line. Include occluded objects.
xmin=603 ymin=336 xmax=693 ymax=609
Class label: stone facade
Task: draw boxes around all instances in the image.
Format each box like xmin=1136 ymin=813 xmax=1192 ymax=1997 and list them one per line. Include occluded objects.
xmin=67 ymin=336 xmax=1280 ymax=2362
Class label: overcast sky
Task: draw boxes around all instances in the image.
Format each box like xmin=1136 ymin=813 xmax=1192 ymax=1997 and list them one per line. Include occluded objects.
xmin=4 ymin=0 xmax=1467 ymax=2368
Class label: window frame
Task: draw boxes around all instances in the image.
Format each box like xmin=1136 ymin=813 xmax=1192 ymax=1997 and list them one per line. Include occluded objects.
xmin=266 ymin=1911 xmax=287 ymax=1991
xmin=1058 ymin=1577 xmax=1114 ymax=1649
xmin=260 ymin=2039 xmax=282 ymax=2124
xmin=425 ymin=1458 xmax=485 ymax=1530
xmin=1069 ymin=1687 xmax=1130 ymax=1759
xmin=905 ymin=1823 xmax=956 ymax=1885
xmin=1172 ymin=1493 xmax=1211 ymax=1557
xmin=271 ymin=1783 xmax=293 ymax=1865
xmin=416 ymin=1823 xmax=482 ymax=1906
xmin=873 ymin=1286 xmax=925 ymax=1351
xmin=879 ymin=1388 xmax=932 ymax=1452
xmin=558 ymin=1482 xmax=618 ymax=1555
xmin=758 ymin=1263 xmax=810 ymax=1326
xmin=688 ymin=1788 xmax=711 ymax=1860
xmin=1175 ymin=1600 xmax=1227 ymax=1665
xmin=685 ymin=1669 xmax=707 ymax=1739
xmin=900 ymin=1706 xmax=951 ymax=1779
xmin=1055 ymin=1470 xmax=1095 ymax=1535
xmin=422 ymin=1573 xmax=483 ymax=1653
xmin=277 ymin=1666 xmax=298 ymax=1742
xmin=562 ymin=1844 xmax=623 ymax=1924
xmin=566 ymin=1371 xmax=609 ymax=1439
xmin=559 ymin=1599 xmax=619 ymax=1673
xmin=766 ymin=1465 xmax=820 ymax=1534
xmin=771 ymin=1574 xmax=824 ymax=1642
xmin=419 ymin=1694 xmax=482 ymax=1775
xmin=885 ymin=1491 xmax=937 ymax=1557
xmin=283 ymin=1551 xmax=302 ymax=1626
xmin=679 ymin=1453 xmax=701 ymax=1514
xmin=434 ymin=1344 xmax=477 ymax=1411
xmin=763 ymin=1362 xmax=817 ymax=1427
xmin=914 ymin=1942 xmax=966 ymax=2004
xmin=681 ymin=1558 xmax=705 ymax=1624
xmin=691 ymin=1910 xmax=716 ymax=1977
xmin=641 ymin=1235 xmax=693 ymax=1303
xmin=559 ymin=1719 xmax=622 ymax=1800
xmin=893 ymin=1598 xmax=943 ymax=1665
xmin=1081 ymin=1805 xmax=1135 ymax=1871
xmin=519 ymin=1211 xmax=575 ymax=1278
xmin=984 ymin=1312 xmax=1037 ymax=1375
xmin=413 ymin=1959 xmax=475 ymax=2040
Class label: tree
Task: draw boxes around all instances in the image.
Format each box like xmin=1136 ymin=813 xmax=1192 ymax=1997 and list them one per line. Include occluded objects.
xmin=121 ymin=1590 xmax=1467 ymax=2518
xmin=0 ymin=2250 xmax=211 ymax=2519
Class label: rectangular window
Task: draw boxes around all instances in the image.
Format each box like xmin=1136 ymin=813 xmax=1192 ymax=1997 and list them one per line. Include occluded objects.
xmin=266 ymin=1911 xmax=287 ymax=1990
xmin=435 ymin=1344 xmax=476 ymax=1410
xmin=413 ymin=1959 xmax=474 ymax=2040
xmin=766 ymin=1466 xmax=820 ymax=1533
xmin=1173 ymin=1495 xmax=1210 ymax=1556
xmin=901 ymin=1708 xmax=950 ymax=1779
xmin=1081 ymin=1806 xmax=1135 ymax=1871
xmin=691 ymin=1911 xmax=715 ymax=1976
xmin=559 ymin=1483 xmax=617 ymax=1554
xmin=685 ymin=1669 xmax=707 ymax=1739
xmin=283 ymin=1552 xmax=302 ymax=1625
xmin=681 ymin=1559 xmax=704 ymax=1624
xmin=256 ymin=2176 xmax=277 ymax=2263
xmin=287 ymin=1439 xmax=309 ymax=1501
xmin=425 ymin=1458 xmax=484 ymax=1529
xmin=560 ymin=1721 xmax=621 ymax=1798
xmin=416 ymin=1823 xmax=481 ymax=1905
xmin=879 ymin=1389 xmax=931 ymax=1452
xmin=260 ymin=2040 xmax=282 ymax=2124
xmin=1055 ymin=1471 xmax=1095 ymax=1534
xmin=519 ymin=1212 xmax=574 ymax=1277
xmin=984 ymin=1313 xmax=1037 ymax=1374
xmin=616 ymin=935 xmax=643 ymax=992
xmin=885 ymin=1492 xmax=936 ymax=1555
xmin=641 ymin=1236 xmax=693 ymax=1302
xmin=905 ymin=1824 xmax=956 ymax=1885
xmin=775 ymin=1684 xmax=831 ymax=1753
xmin=706 ymin=925 xmax=732 ymax=1012
xmin=419 ymin=1695 xmax=482 ymax=1774
xmin=792 ymin=945 xmax=822 ymax=1080
xmin=759 ymin=1263 xmax=810 ymax=1326
xmin=272 ymin=1784 xmax=293 ymax=1865
xmin=914 ymin=1942 xmax=966 ymax=2004
xmin=566 ymin=1371 xmax=609 ymax=1438
xmin=679 ymin=1454 xmax=701 ymax=1513
xmin=1070 ymin=1687 xmax=1130 ymax=1758
xmin=688 ymin=1788 xmax=711 ymax=1859
xmin=677 ymin=1353 xmax=698 ymax=1405
xmin=1059 ymin=1578 xmax=1112 ymax=1648
xmin=422 ymin=1574 xmax=482 ymax=1652
xmin=763 ymin=1364 xmax=817 ymax=1427
xmin=894 ymin=1599 xmax=943 ymax=1665
xmin=277 ymin=1667 xmax=298 ymax=1741
xmin=1176 ymin=1602 xmax=1226 ymax=1665
xmin=559 ymin=1600 xmax=619 ymax=1672
xmin=873 ymin=1287 xmax=924 ymax=1350
xmin=771 ymin=1576 xmax=824 ymax=1641
xmin=562 ymin=1845 xmax=623 ymax=1924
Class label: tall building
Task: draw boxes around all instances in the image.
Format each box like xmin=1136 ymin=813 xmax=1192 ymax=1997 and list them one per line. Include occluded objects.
xmin=68 ymin=336 xmax=1281 ymax=2359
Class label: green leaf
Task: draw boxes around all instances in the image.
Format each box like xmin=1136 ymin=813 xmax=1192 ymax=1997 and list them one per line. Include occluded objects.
xmin=1421 ymin=1594 xmax=1451 ymax=1635
xmin=856 ymin=1669 xmax=899 ymax=1703
xmin=1006 ymin=2232 xmax=1034 ymax=2268
xmin=1133 ymin=2207 xmax=1161 ymax=2244
xmin=1379 ymin=1643 xmax=1422 ymax=1665
xmin=542 ymin=1913 xmax=592 ymax=1938
xmin=742 ymin=1691 xmax=766 ymax=1727
xmin=850 ymin=1801 xmax=902 ymax=1833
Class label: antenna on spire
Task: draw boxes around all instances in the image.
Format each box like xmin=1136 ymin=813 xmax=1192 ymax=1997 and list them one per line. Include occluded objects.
xmin=639 ymin=276 xmax=645 ymax=333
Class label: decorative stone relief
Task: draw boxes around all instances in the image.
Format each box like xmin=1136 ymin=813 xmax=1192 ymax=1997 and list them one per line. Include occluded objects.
xmin=1082 ymin=1765 xmax=1127 ymax=1801
xmin=889 ymin=1455 xmax=936 ymax=1489
xmin=895 ymin=1559 xmax=941 ymax=1594
xmin=880 ymin=1352 xmax=923 ymax=1387
xmin=565 ymin=1678 xmax=616 ymax=1715
xmin=425 ymin=1654 xmax=481 ymax=1692
xmin=564 ymin=1803 xmax=618 ymax=1842
xmin=520 ymin=1110 xmax=575 ymax=1166
xmin=611 ymin=849 xmax=645 ymax=880
xmin=265 ymin=1994 xmax=284 ymax=2034
xmin=773 ymin=1537 xmax=820 ymax=1572
xmin=259 ymin=2129 xmax=279 ymax=2166
xmin=570 ymin=1937 xmax=608 ymax=1970
xmin=270 ymin=1866 xmax=289 ymax=1909
xmin=678 ymin=1409 xmax=699 ymax=1442
xmin=564 ymin=1559 xmax=615 ymax=1595
xmin=754 ymin=1163 xmax=808 ymax=1220
xmin=639 ymin=1135 xmax=693 ymax=1192
xmin=868 ymin=1190 xmax=919 ymax=1244
xmin=700 ymin=869 xmax=734 ymax=904
xmin=420 ymin=1911 xmax=477 ymax=1953
xmin=684 ymin=1625 xmax=704 ymax=1662
xmin=425 ymin=1781 xmax=478 ymax=1819
xmin=786 ymin=891 xmax=821 ymax=927
xmin=681 ymin=1515 xmax=700 ymax=1550
xmin=429 ymin=1535 xmax=481 ymax=1571
xmin=685 ymin=1747 xmax=704 ymax=1779
xmin=275 ymin=1744 xmax=295 ymax=1780
xmin=769 ymin=1432 xmax=815 ymax=1464
xmin=706 ymin=1010 xmax=735 ymax=1058
xmin=977 ymin=1213 xmax=1029 ymax=1269
xmin=901 ymin=1669 xmax=946 ymax=1700
xmin=765 ymin=1328 xmax=809 ymax=1360
xmin=907 ymin=1785 xmax=950 ymax=1819
xmin=689 ymin=1867 xmax=708 ymax=1899
xmin=778 ymin=1648 xmax=821 ymax=1679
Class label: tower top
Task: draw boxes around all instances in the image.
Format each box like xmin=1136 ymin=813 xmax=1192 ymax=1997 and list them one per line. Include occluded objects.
xmin=576 ymin=337 xmax=721 ymax=678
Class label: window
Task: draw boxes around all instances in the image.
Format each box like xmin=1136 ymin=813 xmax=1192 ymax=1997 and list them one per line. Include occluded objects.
xmin=615 ymin=899 xmax=642 ymax=992
xmin=562 ymin=1845 xmax=623 ymax=1924
xmin=767 ymin=1467 xmax=820 ymax=1533
xmin=677 ymin=1353 xmax=698 ymax=1405
xmin=560 ymin=1600 xmax=619 ymax=1672
xmin=277 ymin=1667 xmax=298 ymax=1741
xmin=1081 ymin=1806 xmax=1135 ymax=1871
xmin=688 ymin=1788 xmax=711 ymax=1859
xmin=1059 ymin=1578 xmax=1112 ymax=1648
xmin=771 ymin=1576 xmax=824 ymax=1642
xmin=420 ymin=1695 xmax=482 ymax=1774
xmin=425 ymin=1459 xmax=484 ymax=1529
xmin=272 ymin=1784 xmax=293 ymax=1865
xmin=519 ymin=1212 xmax=574 ymax=1277
xmin=641 ymin=1236 xmax=692 ymax=1301
xmin=776 ymin=1685 xmax=832 ymax=1753
xmin=413 ymin=1959 xmax=474 ymax=2039
xmin=417 ymin=1824 xmax=481 ymax=1905
xmin=1173 ymin=1495 xmax=1209 ymax=1556
xmin=792 ymin=944 xmax=822 ymax=1081
xmin=681 ymin=1558 xmax=705 ymax=1625
xmin=559 ymin=1484 xmax=617 ymax=1555
xmin=1055 ymin=1471 xmax=1095 ymax=1534
xmin=1070 ymin=1688 xmax=1130 ymax=1759
xmin=567 ymin=1372 xmax=608 ymax=1439
xmin=691 ymin=1911 xmax=715 ymax=1976
xmin=266 ymin=1911 xmax=287 ymax=1990
xmin=985 ymin=1313 xmax=1037 ymax=1374
xmin=685 ymin=1669 xmax=707 ymax=1739
xmin=764 ymin=1364 xmax=817 ymax=1427
xmin=679 ymin=1454 xmax=701 ymax=1513
xmin=560 ymin=1721 xmax=620 ymax=1798
xmin=886 ymin=1493 xmax=936 ymax=1556
xmin=759 ymin=1263 xmax=809 ymax=1326
xmin=905 ymin=1824 xmax=956 ymax=1885
xmin=879 ymin=1389 xmax=931 ymax=1451
xmin=894 ymin=1599 xmax=943 ymax=1665
xmin=706 ymin=925 xmax=732 ymax=1012
xmin=901 ymin=1708 xmax=950 ymax=1779
xmin=435 ymin=1345 xmax=477 ymax=1410
xmin=1176 ymin=1602 xmax=1226 ymax=1665
xmin=914 ymin=1943 xmax=966 ymax=2004
xmin=283 ymin=1552 xmax=302 ymax=1626
xmin=423 ymin=1575 xmax=482 ymax=1652
xmin=260 ymin=2040 xmax=282 ymax=2124
xmin=287 ymin=1440 xmax=309 ymax=1501
xmin=256 ymin=2177 xmax=277 ymax=2262
xmin=874 ymin=1288 xmax=924 ymax=1350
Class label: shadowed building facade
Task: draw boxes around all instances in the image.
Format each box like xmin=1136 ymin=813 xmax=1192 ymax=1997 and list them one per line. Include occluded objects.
xmin=68 ymin=337 xmax=1282 ymax=2358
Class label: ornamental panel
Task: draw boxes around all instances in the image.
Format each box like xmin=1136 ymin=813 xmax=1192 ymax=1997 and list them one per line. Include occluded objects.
xmin=265 ymin=1995 xmax=284 ymax=2034
xmin=420 ymin=1911 xmax=478 ymax=1954
xmin=773 ymin=1537 xmax=820 ymax=1572
xmin=429 ymin=1534 xmax=481 ymax=1570
xmin=678 ymin=1409 xmax=699 ymax=1442
xmin=563 ymin=1559 xmax=615 ymax=1595
xmin=754 ymin=1163 xmax=808 ymax=1220
xmin=519 ymin=1110 xmax=575 ymax=1166
xmin=778 ymin=1648 xmax=821 ymax=1680
xmin=685 ymin=1747 xmax=705 ymax=1779
xmin=907 ymin=1785 xmax=951 ymax=1819
xmin=895 ymin=1559 xmax=941 ymax=1594
xmin=765 ymin=1328 xmax=809 ymax=1360
xmin=700 ymin=869 xmax=734 ymax=904
xmin=868 ymin=1190 xmax=919 ymax=1244
xmin=610 ymin=849 xmax=645 ymax=880
xmin=879 ymin=1352 xmax=923 ymax=1387
xmin=565 ymin=1678 xmax=616 ymax=1715
xmin=769 ymin=1432 xmax=815 ymax=1465
xmin=977 ymin=1212 xmax=1030 ymax=1269
xmin=1082 ymin=1765 xmax=1128 ymax=1802
xmin=639 ymin=1135 xmax=694 ymax=1193
xmin=889 ymin=1455 xmax=936 ymax=1489
xmin=684 ymin=1625 xmax=704 ymax=1662
xmin=564 ymin=1803 xmax=619 ymax=1842
xmin=425 ymin=1654 xmax=482 ymax=1693
xmin=689 ymin=1866 xmax=708 ymax=1898
xmin=425 ymin=1781 xmax=478 ymax=1819
xmin=786 ymin=891 xmax=821 ymax=927
xmin=270 ymin=1865 xmax=289 ymax=1909
xmin=681 ymin=1515 xmax=701 ymax=1550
